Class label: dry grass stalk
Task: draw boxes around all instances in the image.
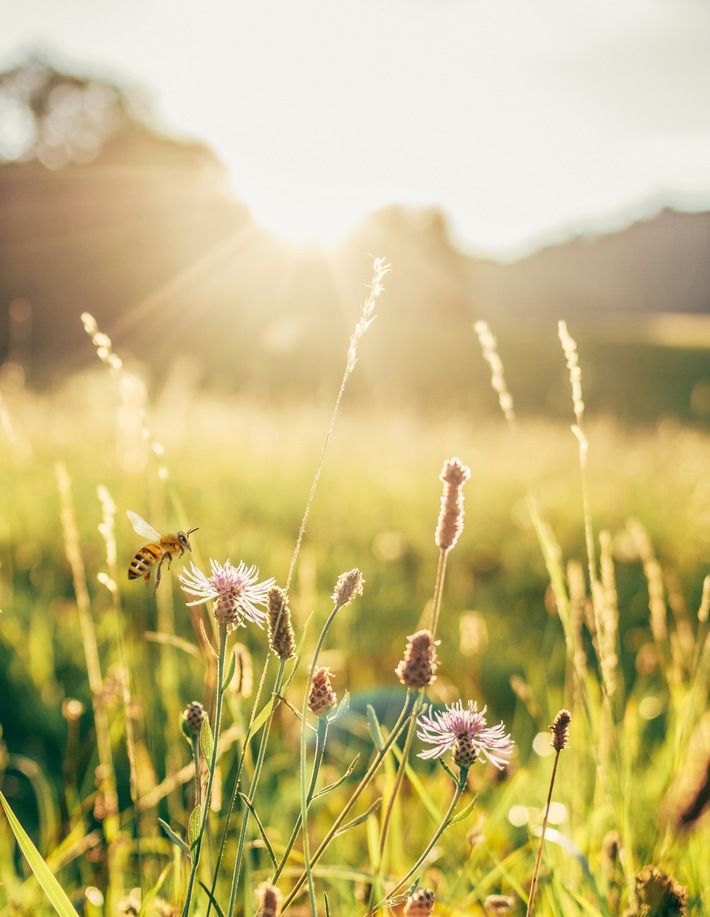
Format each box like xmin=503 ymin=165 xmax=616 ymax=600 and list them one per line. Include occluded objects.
xmin=474 ymin=320 xmax=516 ymax=426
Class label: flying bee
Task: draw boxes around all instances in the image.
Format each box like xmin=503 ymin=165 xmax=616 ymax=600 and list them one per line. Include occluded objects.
xmin=127 ymin=510 xmax=198 ymax=594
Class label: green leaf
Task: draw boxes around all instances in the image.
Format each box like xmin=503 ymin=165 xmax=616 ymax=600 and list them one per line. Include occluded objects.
xmin=313 ymin=754 xmax=360 ymax=800
xmin=366 ymin=704 xmax=385 ymax=751
xmin=335 ymin=797 xmax=382 ymax=836
xmin=188 ymin=804 xmax=202 ymax=853
xmin=237 ymin=793 xmax=277 ymax=868
xmin=447 ymin=794 xmax=478 ymax=826
xmin=197 ymin=881 xmax=226 ymax=917
xmin=158 ymin=817 xmax=191 ymax=858
xmin=0 ymin=792 xmax=81 ymax=917
xmin=221 ymin=648 xmax=237 ymax=693
xmin=200 ymin=717 xmax=214 ymax=765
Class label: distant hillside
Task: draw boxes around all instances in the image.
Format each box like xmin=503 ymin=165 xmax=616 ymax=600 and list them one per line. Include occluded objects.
xmin=472 ymin=207 xmax=710 ymax=324
xmin=1 ymin=89 xmax=709 ymax=418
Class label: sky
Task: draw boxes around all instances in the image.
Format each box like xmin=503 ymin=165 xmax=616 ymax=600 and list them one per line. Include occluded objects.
xmin=2 ymin=0 xmax=710 ymax=258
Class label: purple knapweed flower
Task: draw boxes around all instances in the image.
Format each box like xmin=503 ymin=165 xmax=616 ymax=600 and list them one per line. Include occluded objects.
xmin=417 ymin=700 xmax=514 ymax=769
xmin=179 ymin=559 xmax=274 ymax=628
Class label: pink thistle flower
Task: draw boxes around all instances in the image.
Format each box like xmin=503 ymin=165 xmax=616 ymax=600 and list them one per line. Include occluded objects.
xmin=179 ymin=559 xmax=274 ymax=629
xmin=417 ymin=700 xmax=514 ymax=770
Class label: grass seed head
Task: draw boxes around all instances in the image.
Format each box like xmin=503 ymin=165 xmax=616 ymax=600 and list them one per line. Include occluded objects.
xmin=435 ymin=457 xmax=471 ymax=553
xmin=632 ymin=865 xmax=688 ymax=916
xmin=332 ymin=567 xmax=364 ymax=606
xmin=550 ymin=709 xmax=572 ymax=752
xmin=255 ymin=882 xmax=282 ymax=917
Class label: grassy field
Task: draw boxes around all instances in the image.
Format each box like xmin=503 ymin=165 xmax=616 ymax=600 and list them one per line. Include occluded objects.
xmin=0 ymin=326 xmax=709 ymax=915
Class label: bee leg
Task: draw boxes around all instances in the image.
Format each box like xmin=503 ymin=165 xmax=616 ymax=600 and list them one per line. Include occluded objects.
xmin=154 ymin=558 xmax=164 ymax=595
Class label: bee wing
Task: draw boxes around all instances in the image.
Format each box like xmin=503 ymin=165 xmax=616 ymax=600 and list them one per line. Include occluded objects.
xmin=127 ymin=510 xmax=161 ymax=541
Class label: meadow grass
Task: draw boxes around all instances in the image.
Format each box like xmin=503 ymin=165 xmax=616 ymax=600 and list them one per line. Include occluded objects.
xmin=0 ymin=305 xmax=709 ymax=915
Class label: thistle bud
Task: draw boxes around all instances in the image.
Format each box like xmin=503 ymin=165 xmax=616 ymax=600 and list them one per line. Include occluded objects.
xmin=395 ymin=629 xmax=439 ymax=689
xmin=308 ymin=667 xmax=337 ymax=717
xmin=267 ymin=587 xmax=296 ymax=660
xmin=404 ymin=888 xmax=435 ymax=916
xmin=181 ymin=701 xmax=207 ymax=738
xmin=453 ymin=733 xmax=478 ymax=768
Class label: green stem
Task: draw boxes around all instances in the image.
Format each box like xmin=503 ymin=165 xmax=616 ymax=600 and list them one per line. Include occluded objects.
xmin=366 ymin=693 xmax=425 ymax=914
xmin=273 ymin=717 xmax=328 ymax=882
xmin=182 ymin=622 xmax=228 ymax=917
xmin=206 ymin=652 xmax=273 ymax=917
xmin=525 ymin=750 xmax=560 ymax=917
xmin=226 ymin=660 xmax=287 ymax=917
xmin=378 ymin=765 xmax=469 ymax=907
xmin=299 ymin=599 xmax=345 ymax=916
xmin=281 ymin=692 xmax=415 ymax=912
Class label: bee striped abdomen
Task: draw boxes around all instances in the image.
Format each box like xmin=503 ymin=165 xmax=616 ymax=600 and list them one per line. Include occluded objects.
xmin=128 ymin=544 xmax=163 ymax=580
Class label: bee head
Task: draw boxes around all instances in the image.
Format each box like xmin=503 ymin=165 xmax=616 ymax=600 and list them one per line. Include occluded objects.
xmin=179 ymin=528 xmax=199 ymax=550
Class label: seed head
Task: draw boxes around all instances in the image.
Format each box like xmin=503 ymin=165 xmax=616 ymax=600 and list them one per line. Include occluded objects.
xmin=435 ymin=457 xmax=471 ymax=553
xmin=267 ymin=586 xmax=296 ymax=660
xmin=181 ymin=701 xmax=207 ymax=738
xmin=404 ymin=888 xmax=435 ymax=916
xmin=332 ymin=568 xmax=364 ymax=606
xmin=255 ymin=881 xmax=282 ymax=917
xmin=550 ymin=709 xmax=571 ymax=752
xmin=634 ymin=865 xmax=687 ymax=916
xmin=395 ymin=629 xmax=439 ymax=689
xmin=308 ymin=666 xmax=338 ymax=717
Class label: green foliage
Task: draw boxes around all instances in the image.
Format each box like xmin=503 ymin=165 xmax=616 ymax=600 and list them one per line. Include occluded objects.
xmin=0 ymin=372 xmax=708 ymax=914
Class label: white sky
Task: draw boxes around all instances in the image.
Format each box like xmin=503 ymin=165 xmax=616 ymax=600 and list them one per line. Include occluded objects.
xmin=2 ymin=0 xmax=710 ymax=257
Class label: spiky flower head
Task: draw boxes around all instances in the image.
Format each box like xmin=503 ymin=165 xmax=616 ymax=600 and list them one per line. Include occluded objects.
xmin=633 ymin=865 xmax=687 ymax=916
xmin=308 ymin=667 xmax=338 ymax=717
xmin=332 ymin=568 xmax=364 ymax=606
xmin=404 ymin=888 xmax=435 ymax=916
xmin=435 ymin=457 xmax=472 ymax=553
xmin=181 ymin=701 xmax=207 ymax=738
xmin=417 ymin=700 xmax=514 ymax=770
xmin=255 ymin=881 xmax=282 ymax=917
xmin=179 ymin=559 xmax=274 ymax=629
xmin=395 ymin=629 xmax=439 ymax=689
xmin=550 ymin=708 xmax=571 ymax=752
xmin=267 ymin=586 xmax=296 ymax=660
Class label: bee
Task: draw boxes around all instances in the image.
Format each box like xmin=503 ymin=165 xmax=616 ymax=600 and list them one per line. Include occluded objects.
xmin=127 ymin=510 xmax=198 ymax=593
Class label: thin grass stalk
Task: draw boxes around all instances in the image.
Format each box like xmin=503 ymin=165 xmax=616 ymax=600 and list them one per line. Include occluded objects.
xmin=526 ymin=711 xmax=570 ymax=917
xmin=285 ymin=258 xmax=388 ymax=593
xmin=182 ymin=621 xmax=228 ymax=917
xmin=206 ymin=649 xmax=277 ymax=917
xmin=379 ymin=765 xmax=470 ymax=908
xmin=272 ymin=716 xmax=329 ymax=883
xmin=56 ymin=463 xmax=120 ymax=884
xmin=226 ymin=660 xmax=287 ymax=917
xmin=366 ymin=695 xmax=425 ymax=914
xmin=428 ymin=549 xmax=448 ymax=639
xmin=371 ymin=534 xmax=453 ymax=911
xmin=296 ymin=599 xmax=348 ymax=915
xmin=280 ymin=692 xmax=414 ymax=911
